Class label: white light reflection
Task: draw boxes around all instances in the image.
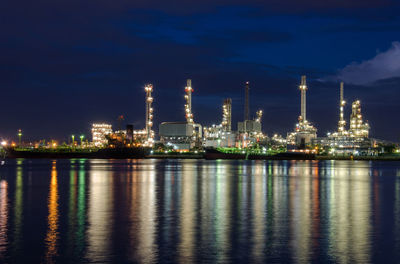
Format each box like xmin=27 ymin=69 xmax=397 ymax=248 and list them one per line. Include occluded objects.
xmin=178 ymin=160 xmax=198 ymax=263
xmin=136 ymin=160 xmax=157 ymax=263
xmin=86 ymin=160 xmax=113 ymax=263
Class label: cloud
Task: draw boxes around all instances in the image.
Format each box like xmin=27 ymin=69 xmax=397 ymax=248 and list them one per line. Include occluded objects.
xmin=335 ymin=41 xmax=400 ymax=85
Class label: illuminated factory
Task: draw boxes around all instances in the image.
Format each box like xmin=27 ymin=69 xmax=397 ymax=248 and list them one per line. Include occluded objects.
xmin=91 ymin=123 xmax=112 ymax=147
xmin=203 ymin=98 xmax=236 ymax=148
xmin=287 ymin=76 xmax=317 ymax=147
xmin=314 ymin=82 xmax=373 ymax=154
xmin=91 ymin=84 xmax=155 ymax=147
xmin=87 ymin=75 xmax=384 ymax=154
xmin=202 ymin=81 xmax=266 ymax=149
xmin=159 ymin=79 xmax=202 ymax=150
xmin=237 ymin=81 xmax=265 ymax=147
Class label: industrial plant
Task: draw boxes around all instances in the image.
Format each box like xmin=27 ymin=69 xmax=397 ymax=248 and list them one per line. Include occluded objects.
xmin=2 ymin=75 xmax=399 ymax=160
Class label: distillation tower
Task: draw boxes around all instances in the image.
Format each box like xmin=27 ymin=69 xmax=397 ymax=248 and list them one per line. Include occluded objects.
xmin=329 ymin=82 xmax=369 ymax=139
xmin=203 ymin=98 xmax=236 ymax=148
xmin=145 ymin=84 xmax=154 ymax=145
xmin=222 ymin=98 xmax=232 ymax=132
xmin=184 ymin=79 xmax=194 ymax=124
xmin=349 ymin=100 xmax=369 ymax=138
xmin=184 ymin=79 xmax=202 ymax=143
xmin=315 ymin=82 xmax=372 ymax=152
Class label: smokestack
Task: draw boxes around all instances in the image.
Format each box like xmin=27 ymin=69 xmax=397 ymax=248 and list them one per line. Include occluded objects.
xmin=337 ymin=82 xmax=347 ymax=135
xmin=299 ymin=76 xmax=307 ymax=121
xmin=245 ymin=81 xmax=249 ymax=121
xmin=340 ymin=81 xmax=344 ymax=106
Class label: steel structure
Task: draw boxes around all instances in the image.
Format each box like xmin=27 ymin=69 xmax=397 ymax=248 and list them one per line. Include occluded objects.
xmin=222 ymin=98 xmax=232 ymax=132
xmin=145 ymin=84 xmax=154 ymax=145
xmin=338 ymin=82 xmax=347 ymax=135
xmin=287 ymin=75 xmax=317 ymax=146
xmin=349 ymin=100 xmax=369 ymax=138
xmin=184 ymin=79 xmax=194 ymax=124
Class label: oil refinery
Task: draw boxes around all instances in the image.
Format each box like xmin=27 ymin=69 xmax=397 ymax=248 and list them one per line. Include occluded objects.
xmin=2 ymin=75 xmax=399 ymax=160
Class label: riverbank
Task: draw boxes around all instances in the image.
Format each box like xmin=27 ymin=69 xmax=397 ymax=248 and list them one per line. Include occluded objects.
xmin=316 ymin=155 xmax=400 ymax=161
xmin=5 ymin=147 xmax=150 ymax=159
xmin=4 ymin=147 xmax=400 ymax=161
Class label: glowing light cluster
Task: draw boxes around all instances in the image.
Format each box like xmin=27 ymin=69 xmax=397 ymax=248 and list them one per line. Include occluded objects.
xmin=349 ymin=100 xmax=369 ymax=138
xmin=221 ymin=98 xmax=232 ymax=131
xmin=91 ymin=123 xmax=112 ymax=147
xmin=338 ymin=82 xmax=347 ymax=135
xmin=255 ymin=110 xmax=263 ymax=123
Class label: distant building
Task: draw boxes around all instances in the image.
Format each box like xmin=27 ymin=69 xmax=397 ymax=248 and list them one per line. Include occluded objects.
xmin=313 ymin=137 xmax=374 ymax=155
xmin=287 ymin=76 xmax=317 ymax=147
xmin=159 ymin=122 xmax=201 ymax=150
xmin=349 ymin=100 xmax=370 ymax=138
xmin=237 ymin=120 xmax=262 ymax=134
xmin=203 ymin=124 xmax=236 ymax=148
xmin=91 ymin=123 xmax=112 ymax=147
xmin=320 ymin=83 xmax=372 ymax=155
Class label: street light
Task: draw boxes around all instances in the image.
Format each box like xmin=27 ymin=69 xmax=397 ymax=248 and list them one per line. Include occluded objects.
xmin=80 ymin=135 xmax=84 ymax=146
xmin=17 ymin=129 xmax=22 ymax=146
xmin=71 ymin=135 xmax=75 ymax=146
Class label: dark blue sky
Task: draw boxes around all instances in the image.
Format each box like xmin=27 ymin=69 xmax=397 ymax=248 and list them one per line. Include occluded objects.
xmin=1 ymin=0 xmax=400 ymax=142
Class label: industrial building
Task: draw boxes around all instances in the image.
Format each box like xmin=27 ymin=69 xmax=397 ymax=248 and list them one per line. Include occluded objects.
xmin=203 ymin=98 xmax=236 ymax=148
xmin=159 ymin=122 xmax=198 ymax=150
xmin=287 ymin=76 xmax=317 ymax=147
xmin=314 ymin=82 xmax=373 ymax=154
xmin=155 ymin=76 xmax=381 ymax=154
xmin=237 ymin=82 xmax=265 ymax=147
xmin=92 ymin=84 xmax=155 ymax=148
xmin=158 ymin=79 xmax=202 ymax=150
xmin=91 ymin=123 xmax=112 ymax=147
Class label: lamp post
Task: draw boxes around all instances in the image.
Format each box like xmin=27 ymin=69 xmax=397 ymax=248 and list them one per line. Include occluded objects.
xmin=17 ymin=129 xmax=22 ymax=146
xmin=80 ymin=135 xmax=84 ymax=147
xmin=71 ymin=135 xmax=75 ymax=146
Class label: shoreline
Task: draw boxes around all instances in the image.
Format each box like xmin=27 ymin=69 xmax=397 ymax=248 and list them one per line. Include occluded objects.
xmin=3 ymin=154 xmax=400 ymax=161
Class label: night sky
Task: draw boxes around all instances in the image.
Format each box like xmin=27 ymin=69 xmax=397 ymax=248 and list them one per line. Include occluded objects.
xmin=2 ymin=0 xmax=400 ymax=142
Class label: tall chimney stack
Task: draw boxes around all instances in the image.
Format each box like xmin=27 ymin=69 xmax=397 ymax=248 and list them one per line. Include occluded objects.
xmin=299 ymin=76 xmax=307 ymax=121
xmin=245 ymin=81 xmax=250 ymax=121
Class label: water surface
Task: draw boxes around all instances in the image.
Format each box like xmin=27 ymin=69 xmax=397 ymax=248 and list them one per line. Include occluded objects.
xmin=0 ymin=159 xmax=399 ymax=263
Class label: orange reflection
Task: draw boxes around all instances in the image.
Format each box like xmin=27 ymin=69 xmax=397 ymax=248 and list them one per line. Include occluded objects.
xmin=0 ymin=180 xmax=8 ymax=260
xmin=45 ymin=161 xmax=59 ymax=263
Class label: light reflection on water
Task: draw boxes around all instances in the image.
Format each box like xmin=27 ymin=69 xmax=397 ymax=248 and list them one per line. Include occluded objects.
xmin=0 ymin=159 xmax=399 ymax=263
xmin=44 ymin=161 xmax=59 ymax=263
xmin=0 ymin=179 xmax=8 ymax=261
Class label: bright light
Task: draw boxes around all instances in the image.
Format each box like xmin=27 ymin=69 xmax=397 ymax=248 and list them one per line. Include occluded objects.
xmin=1 ymin=141 xmax=7 ymax=146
